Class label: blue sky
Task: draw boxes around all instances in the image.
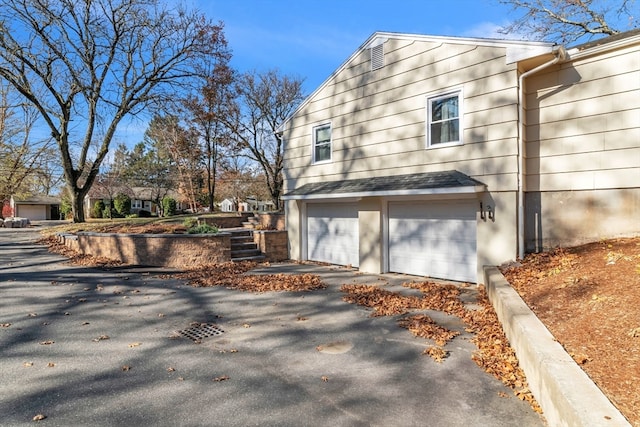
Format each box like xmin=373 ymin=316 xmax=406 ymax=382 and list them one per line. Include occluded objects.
xmin=191 ymin=0 xmax=519 ymax=93
xmin=116 ymin=0 xmax=521 ymax=146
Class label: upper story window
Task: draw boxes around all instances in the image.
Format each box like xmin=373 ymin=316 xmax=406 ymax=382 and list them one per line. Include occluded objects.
xmin=427 ymin=90 xmax=463 ymax=148
xmin=313 ymin=123 xmax=332 ymax=163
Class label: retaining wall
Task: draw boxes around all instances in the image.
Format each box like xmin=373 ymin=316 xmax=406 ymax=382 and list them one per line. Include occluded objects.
xmin=253 ymin=230 xmax=288 ymax=261
xmin=75 ymin=232 xmax=231 ymax=268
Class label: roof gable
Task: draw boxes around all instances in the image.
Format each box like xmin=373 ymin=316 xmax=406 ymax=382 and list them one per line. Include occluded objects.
xmin=279 ymin=32 xmax=554 ymax=132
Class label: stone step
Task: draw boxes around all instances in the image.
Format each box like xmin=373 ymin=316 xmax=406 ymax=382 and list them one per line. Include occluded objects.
xmin=231 ymin=254 xmax=266 ymax=262
xmin=231 ymin=242 xmax=258 ymax=251
xmin=231 ymin=248 xmax=262 ymax=258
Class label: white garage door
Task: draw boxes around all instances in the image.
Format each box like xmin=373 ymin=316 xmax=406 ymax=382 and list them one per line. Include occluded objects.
xmin=389 ymin=200 xmax=476 ymax=282
xmin=16 ymin=205 xmax=47 ymax=220
xmin=307 ymin=203 xmax=359 ymax=267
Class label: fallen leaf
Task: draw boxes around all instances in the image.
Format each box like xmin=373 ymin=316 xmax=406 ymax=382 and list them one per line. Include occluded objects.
xmin=423 ymin=346 xmax=449 ymax=363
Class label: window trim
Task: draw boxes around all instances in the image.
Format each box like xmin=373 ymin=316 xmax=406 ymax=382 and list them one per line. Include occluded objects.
xmin=426 ymin=88 xmax=463 ymax=149
xmin=312 ymin=122 xmax=332 ymax=164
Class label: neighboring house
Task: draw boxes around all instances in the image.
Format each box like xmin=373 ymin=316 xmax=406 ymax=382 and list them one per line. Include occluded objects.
xmin=220 ymin=197 xmax=276 ymax=213
xmin=280 ymin=30 xmax=640 ymax=284
xmin=84 ymin=187 xmax=186 ymax=217
xmin=10 ymin=195 xmax=61 ymax=220
xmin=220 ymin=198 xmax=236 ymax=212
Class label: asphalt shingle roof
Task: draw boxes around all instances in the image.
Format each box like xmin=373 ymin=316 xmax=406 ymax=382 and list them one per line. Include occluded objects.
xmin=283 ymin=170 xmax=485 ymax=199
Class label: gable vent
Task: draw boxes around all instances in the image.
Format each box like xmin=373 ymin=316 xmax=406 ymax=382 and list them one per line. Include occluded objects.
xmin=370 ymin=44 xmax=384 ymax=71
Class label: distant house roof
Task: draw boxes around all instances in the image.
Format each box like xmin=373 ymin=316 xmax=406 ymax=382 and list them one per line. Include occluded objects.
xmin=282 ymin=170 xmax=486 ymax=200
xmin=86 ymin=186 xmax=181 ymax=201
xmin=11 ymin=195 xmax=60 ymax=205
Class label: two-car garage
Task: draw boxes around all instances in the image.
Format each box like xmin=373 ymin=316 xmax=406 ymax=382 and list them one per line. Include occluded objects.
xmin=284 ymin=171 xmax=486 ymax=284
xmin=303 ymin=199 xmax=477 ymax=283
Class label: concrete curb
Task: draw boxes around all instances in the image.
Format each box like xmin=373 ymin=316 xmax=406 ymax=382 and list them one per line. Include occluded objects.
xmin=483 ymin=266 xmax=630 ymax=427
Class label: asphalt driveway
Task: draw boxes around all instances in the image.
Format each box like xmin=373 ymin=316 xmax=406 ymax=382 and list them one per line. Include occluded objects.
xmin=0 ymin=227 xmax=544 ymax=426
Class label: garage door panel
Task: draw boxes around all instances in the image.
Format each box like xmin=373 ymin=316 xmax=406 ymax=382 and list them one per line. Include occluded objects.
xmin=307 ymin=203 xmax=359 ymax=267
xmin=389 ymin=201 xmax=476 ymax=282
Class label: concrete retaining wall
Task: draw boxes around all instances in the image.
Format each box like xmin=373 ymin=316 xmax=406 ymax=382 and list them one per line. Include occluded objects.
xmin=484 ymin=266 xmax=630 ymax=427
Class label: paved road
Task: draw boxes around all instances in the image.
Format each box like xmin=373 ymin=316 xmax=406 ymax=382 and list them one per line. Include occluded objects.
xmin=0 ymin=227 xmax=544 ymax=426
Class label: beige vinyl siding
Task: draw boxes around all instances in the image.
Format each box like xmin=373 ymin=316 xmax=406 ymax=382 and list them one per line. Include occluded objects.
xmin=524 ymin=42 xmax=640 ymax=192
xmin=283 ymin=38 xmax=520 ymax=194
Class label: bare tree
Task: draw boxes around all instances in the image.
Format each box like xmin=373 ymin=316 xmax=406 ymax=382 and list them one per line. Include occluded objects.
xmin=500 ymin=0 xmax=639 ymax=44
xmin=0 ymin=0 xmax=226 ymax=222
xmin=146 ymin=115 xmax=202 ymax=213
xmin=228 ymin=70 xmax=305 ymax=211
xmin=182 ymin=29 xmax=236 ymax=212
xmin=0 ymin=81 xmax=55 ymax=203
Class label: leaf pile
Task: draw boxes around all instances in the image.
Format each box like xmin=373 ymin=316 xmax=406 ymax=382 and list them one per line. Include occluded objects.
xmin=398 ymin=314 xmax=460 ymax=346
xmin=174 ymin=262 xmax=326 ymax=293
xmin=466 ymin=289 xmax=541 ymax=412
xmin=340 ymin=282 xmax=541 ymax=413
xmin=340 ymin=284 xmax=425 ymax=316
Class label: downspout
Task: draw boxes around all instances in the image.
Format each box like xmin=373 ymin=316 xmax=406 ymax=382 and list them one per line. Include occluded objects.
xmin=517 ymin=45 xmax=567 ymax=260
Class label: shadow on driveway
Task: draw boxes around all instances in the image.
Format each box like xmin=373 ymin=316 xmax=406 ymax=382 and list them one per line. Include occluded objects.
xmin=0 ymin=229 xmax=544 ymax=426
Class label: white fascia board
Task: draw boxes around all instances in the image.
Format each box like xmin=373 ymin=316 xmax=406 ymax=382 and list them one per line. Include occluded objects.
xmin=565 ymin=33 xmax=640 ymax=61
xmin=281 ymin=184 xmax=486 ymax=201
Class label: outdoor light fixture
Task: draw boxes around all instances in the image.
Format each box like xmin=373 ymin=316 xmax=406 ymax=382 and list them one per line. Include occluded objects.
xmin=480 ymin=202 xmax=494 ymax=221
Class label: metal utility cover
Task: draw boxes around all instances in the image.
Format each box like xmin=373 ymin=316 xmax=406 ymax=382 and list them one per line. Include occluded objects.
xmin=177 ymin=323 xmax=224 ymax=342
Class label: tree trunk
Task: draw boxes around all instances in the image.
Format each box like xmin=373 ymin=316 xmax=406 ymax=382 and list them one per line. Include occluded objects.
xmin=69 ymin=186 xmax=86 ymax=223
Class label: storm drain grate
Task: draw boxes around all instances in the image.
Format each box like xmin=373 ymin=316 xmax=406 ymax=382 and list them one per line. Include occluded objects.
xmin=177 ymin=323 xmax=224 ymax=342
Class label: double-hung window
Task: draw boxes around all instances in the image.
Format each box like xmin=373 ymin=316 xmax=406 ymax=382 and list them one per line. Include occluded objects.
xmin=427 ymin=90 xmax=462 ymax=148
xmin=313 ymin=123 xmax=332 ymax=163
